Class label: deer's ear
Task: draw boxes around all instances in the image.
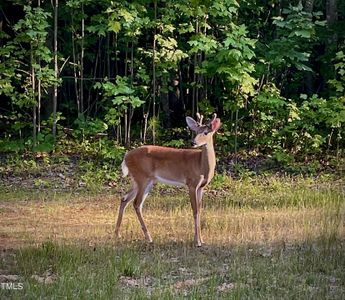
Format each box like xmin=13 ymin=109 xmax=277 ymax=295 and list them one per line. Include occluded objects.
xmin=211 ymin=118 xmax=221 ymax=132
xmin=186 ymin=117 xmax=199 ymax=132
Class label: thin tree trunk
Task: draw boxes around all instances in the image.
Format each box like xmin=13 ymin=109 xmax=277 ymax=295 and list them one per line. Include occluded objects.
xmin=71 ymin=14 xmax=80 ymax=113
xmin=124 ymin=41 xmax=128 ymax=77
xmin=195 ymin=54 xmax=199 ymax=114
xmin=234 ymin=109 xmax=238 ymax=163
xmin=37 ymin=0 xmax=41 ymax=134
xmin=124 ymin=108 xmax=128 ymax=145
xmin=107 ymin=32 xmax=111 ymax=78
xmin=303 ymin=0 xmax=314 ymax=95
xmin=118 ymin=118 xmax=122 ymax=144
xmin=38 ymin=76 xmax=41 ymax=134
xmin=31 ymin=49 xmax=37 ymax=147
xmin=127 ymin=39 xmax=135 ymax=145
xmin=192 ymin=18 xmax=199 ymax=116
xmin=33 ymin=106 xmax=37 ymax=147
xmin=52 ymin=0 xmax=58 ymax=140
xmin=199 ymin=17 xmax=207 ymax=107
xmin=304 ymin=0 xmax=314 ymax=13
xmin=326 ymin=0 xmax=337 ymax=24
xmin=114 ymin=33 xmax=118 ymax=76
xmin=152 ymin=0 xmax=157 ymax=144
xmin=80 ymin=3 xmax=85 ymax=114
xmin=87 ymin=36 xmax=101 ymax=117
xmin=179 ymin=66 xmax=185 ymax=112
xmin=123 ymin=41 xmax=129 ymax=145
xmin=128 ymin=108 xmax=134 ymax=145
xmin=143 ymin=112 xmax=148 ymax=144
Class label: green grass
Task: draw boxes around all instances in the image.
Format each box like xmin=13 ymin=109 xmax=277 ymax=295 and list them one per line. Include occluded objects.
xmin=0 ymin=175 xmax=344 ymax=299
xmin=1 ymin=239 xmax=344 ymax=299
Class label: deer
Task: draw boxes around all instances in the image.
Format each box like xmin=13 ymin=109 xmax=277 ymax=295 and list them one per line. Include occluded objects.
xmin=115 ymin=113 xmax=221 ymax=246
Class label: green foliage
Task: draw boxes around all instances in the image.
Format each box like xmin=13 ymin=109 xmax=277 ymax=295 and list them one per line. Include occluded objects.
xmin=0 ymin=5 xmax=58 ymax=108
xmin=249 ymin=81 xmax=345 ymax=156
xmin=0 ymin=0 xmax=344 ymax=163
xmin=106 ymin=1 xmax=149 ymax=37
xmin=271 ymin=149 xmax=294 ymax=166
xmin=0 ymin=139 xmax=25 ymax=153
xmin=283 ymin=95 xmax=345 ymax=154
xmin=163 ymin=139 xmax=185 ymax=148
xmin=267 ymin=3 xmax=324 ymax=72
xmin=94 ymin=76 xmax=144 ymax=127
xmin=148 ymin=116 xmax=162 ymax=141
xmin=213 ymin=25 xmax=258 ymax=108
xmin=329 ymin=51 xmax=345 ymax=95
xmin=210 ymin=173 xmax=232 ymax=189
xmin=254 ymin=83 xmax=289 ymax=137
xmin=33 ymin=133 xmax=55 ymax=152
xmin=76 ymin=142 xmax=123 ymax=190
xmin=74 ymin=115 xmax=108 ymax=137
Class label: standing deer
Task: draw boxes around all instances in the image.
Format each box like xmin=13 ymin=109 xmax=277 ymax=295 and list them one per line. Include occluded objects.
xmin=115 ymin=113 xmax=221 ymax=246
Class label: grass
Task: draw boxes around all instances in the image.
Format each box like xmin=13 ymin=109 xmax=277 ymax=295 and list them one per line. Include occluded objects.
xmin=0 ymin=176 xmax=344 ymax=299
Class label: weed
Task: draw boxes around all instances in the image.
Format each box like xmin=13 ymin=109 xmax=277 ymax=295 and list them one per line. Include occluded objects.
xmin=114 ymin=248 xmax=141 ymax=277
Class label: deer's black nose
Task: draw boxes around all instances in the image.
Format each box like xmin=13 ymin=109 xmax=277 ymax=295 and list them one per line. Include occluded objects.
xmin=191 ymin=141 xmax=196 ymax=146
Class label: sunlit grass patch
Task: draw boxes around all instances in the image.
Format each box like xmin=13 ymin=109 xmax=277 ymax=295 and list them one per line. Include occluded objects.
xmin=0 ymin=176 xmax=344 ymax=298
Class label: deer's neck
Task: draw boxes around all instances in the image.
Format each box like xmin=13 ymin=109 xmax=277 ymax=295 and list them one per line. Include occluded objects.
xmin=200 ymin=141 xmax=216 ymax=182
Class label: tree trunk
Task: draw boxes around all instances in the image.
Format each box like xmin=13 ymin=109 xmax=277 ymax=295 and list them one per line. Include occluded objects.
xmin=88 ymin=36 xmax=101 ymax=117
xmin=37 ymin=0 xmax=41 ymax=134
xmin=71 ymin=14 xmax=80 ymax=114
xmin=52 ymin=0 xmax=58 ymax=140
xmin=303 ymin=0 xmax=314 ymax=95
xmin=234 ymin=109 xmax=238 ymax=163
xmin=124 ymin=108 xmax=128 ymax=145
xmin=80 ymin=3 xmax=85 ymax=114
xmin=143 ymin=112 xmax=148 ymax=144
xmin=114 ymin=33 xmax=118 ymax=76
xmin=192 ymin=18 xmax=199 ymax=117
xmin=38 ymin=76 xmax=41 ymax=134
xmin=127 ymin=39 xmax=135 ymax=145
xmin=152 ymin=0 xmax=157 ymax=144
xmin=304 ymin=0 xmax=314 ymax=13
xmin=31 ymin=48 xmax=37 ymax=147
xmin=326 ymin=0 xmax=337 ymax=24
xmin=107 ymin=32 xmax=111 ymax=78
xmin=124 ymin=41 xmax=129 ymax=145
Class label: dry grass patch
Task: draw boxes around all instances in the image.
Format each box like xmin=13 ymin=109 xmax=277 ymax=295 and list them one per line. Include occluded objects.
xmin=0 ymin=178 xmax=344 ymax=299
xmin=0 ymin=190 xmax=344 ymax=249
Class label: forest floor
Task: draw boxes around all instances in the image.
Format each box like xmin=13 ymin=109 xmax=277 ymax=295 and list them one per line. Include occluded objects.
xmin=0 ymin=157 xmax=345 ymax=299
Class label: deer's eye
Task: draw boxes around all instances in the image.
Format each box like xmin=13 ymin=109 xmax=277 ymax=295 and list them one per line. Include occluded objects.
xmin=204 ymin=132 xmax=208 ymax=135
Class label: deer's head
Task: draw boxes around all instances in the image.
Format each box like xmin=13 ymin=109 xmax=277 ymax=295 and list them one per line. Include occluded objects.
xmin=186 ymin=113 xmax=221 ymax=148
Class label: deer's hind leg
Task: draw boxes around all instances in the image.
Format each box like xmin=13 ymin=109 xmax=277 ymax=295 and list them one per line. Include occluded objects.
xmin=133 ymin=179 xmax=154 ymax=242
xmin=115 ymin=182 xmax=138 ymax=238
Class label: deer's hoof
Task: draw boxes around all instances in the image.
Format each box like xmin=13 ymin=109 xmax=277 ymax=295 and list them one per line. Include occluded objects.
xmin=145 ymin=235 xmax=153 ymax=243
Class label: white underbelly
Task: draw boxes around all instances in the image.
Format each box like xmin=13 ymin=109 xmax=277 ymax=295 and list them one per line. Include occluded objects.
xmin=154 ymin=175 xmax=185 ymax=187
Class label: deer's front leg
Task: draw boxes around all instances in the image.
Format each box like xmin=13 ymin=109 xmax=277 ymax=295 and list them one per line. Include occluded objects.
xmin=189 ymin=187 xmax=201 ymax=246
xmin=188 ymin=175 xmax=205 ymax=247
xmin=196 ymin=187 xmax=204 ymax=244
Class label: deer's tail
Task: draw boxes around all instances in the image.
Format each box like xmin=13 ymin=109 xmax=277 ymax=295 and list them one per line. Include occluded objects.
xmin=121 ymin=154 xmax=129 ymax=178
